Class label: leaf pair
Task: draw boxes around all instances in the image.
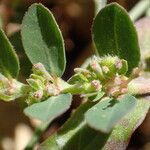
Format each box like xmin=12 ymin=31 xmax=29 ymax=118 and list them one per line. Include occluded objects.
xmin=40 ymin=97 xmax=150 ymax=150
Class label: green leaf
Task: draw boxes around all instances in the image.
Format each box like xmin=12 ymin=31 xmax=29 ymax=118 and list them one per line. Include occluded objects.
xmin=40 ymin=97 xmax=150 ymax=150
xmin=21 ymin=3 xmax=66 ymax=77
xmin=24 ymin=94 xmax=72 ymax=122
xmin=40 ymin=101 xmax=110 ymax=150
xmin=9 ymin=31 xmax=32 ymax=77
xmin=92 ymin=3 xmax=140 ymax=74
xmin=0 ymin=29 xmax=19 ymax=78
xmin=102 ymin=97 xmax=150 ymax=150
xmin=85 ymin=94 xmax=136 ymax=133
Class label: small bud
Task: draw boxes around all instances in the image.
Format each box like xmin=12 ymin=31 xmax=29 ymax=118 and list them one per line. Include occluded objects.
xmin=100 ymin=56 xmax=119 ymax=78
xmin=117 ymin=60 xmax=128 ymax=75
xmin=91 ymin=80 xmax=102 ymax=91
xmin=108 ymin=86 xmax=120 ymax=97
xmin=114 ymin=76 xmax=122 ymax=85
xmin=121 ymin=88 xmax=127 ymax=94
xmin=90 ymin=60 xmax=104 ymax=78
xmin=33 ymin=90 xmax=43 ymax=99
xmin=32 ymin=63 xmax=53 ymax=82
xmin=102 ymin=66 xmax=109 ymax=74
xmin=46 ymin=84 xmax=60 ymax=96
xmin=115 ymin=59 xmax=122 ymax=69
xmin=33 ymin=63 xmax=45 ymax=70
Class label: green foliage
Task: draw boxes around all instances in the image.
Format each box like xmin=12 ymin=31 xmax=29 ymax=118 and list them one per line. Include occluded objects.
xmin=40 ymin=98 xmax=150 ymax=150
xmin=93 ymin=3 xmax=140 ymax=74
xmin=40 ymin=102 xmax=110 ymax=150
xmin=0 ymin=2 xmax=149 ymax=150
xmin=9 ymin=31 xmax=32 ymax=77
xmin=85 ymin=94 xmax=136 ymax=133
xmin=21 ymin=3 xmax=66 ymax=77
xmin=102 ymin=97 xmax=150 ymax=149
xmin=24 ymin=94 xmax=72 ymax=122
xmin=0 ymin=29 xmax=19 ymax=78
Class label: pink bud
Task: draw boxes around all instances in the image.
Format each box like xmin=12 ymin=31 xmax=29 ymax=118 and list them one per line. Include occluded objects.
xmin=91 ymin=80 xmax=102 ymax=91
xmin=114 ymin=76 xmax=122 ymax=85
xmin=33 ymin=63 xmax=44 ymax=70
xmin=115 ymin=59 xmax=122 ymax=69
xmin=102 ymin=66 xmax=109 ymax=73
xmin=33 ymin=90 xmax=43 ymax=99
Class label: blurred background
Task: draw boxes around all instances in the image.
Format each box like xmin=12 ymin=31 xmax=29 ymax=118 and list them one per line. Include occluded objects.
xmin=0 ymin=0 xmax=150 ymax=149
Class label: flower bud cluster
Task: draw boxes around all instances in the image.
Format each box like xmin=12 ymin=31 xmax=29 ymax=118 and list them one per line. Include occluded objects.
xmin=0 ymin=56 xmax=129 ymax=103
xmin=0 ymin=73 xmax=26 ymax=101
xmin=26 ymin=63 xmax=65 ymax=104
xmin=67 ymin=55 xmax=129 ymax=98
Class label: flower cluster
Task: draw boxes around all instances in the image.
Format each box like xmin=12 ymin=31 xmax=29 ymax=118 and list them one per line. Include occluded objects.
xmin=0 ymin=73 xmax=26 ymax=101
xmin=67 ymin=55 xmax=129 ymax=98
xmin=0 ymin=55 xmax=129 ymax=104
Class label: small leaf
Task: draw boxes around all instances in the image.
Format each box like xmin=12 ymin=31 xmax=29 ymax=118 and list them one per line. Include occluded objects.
xmin=85 ymin=94 xmax=136 ymax=133
xmin=24 ymin=94 xmax=72 ymax=122
xmin=21 ymin=3 xmax=66 ymax=77
xmin=92 ymin=3 xmax=140 ymax=74
xmin=0 ymin=29 xmax=19 ymax=78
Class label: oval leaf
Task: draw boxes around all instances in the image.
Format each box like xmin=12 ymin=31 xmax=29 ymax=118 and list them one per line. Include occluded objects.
xmin=0 ymin=29 xmax=19 ymax=78
xmin=92 ymin=3 xmax=140 ymax=74
xmin=21 ymin=3 xmax=66 ymax=77
xmin=85 ymin=94 xmax=136 ymax=133
xmin=24 ymin=94 xmax=72 ymax=122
